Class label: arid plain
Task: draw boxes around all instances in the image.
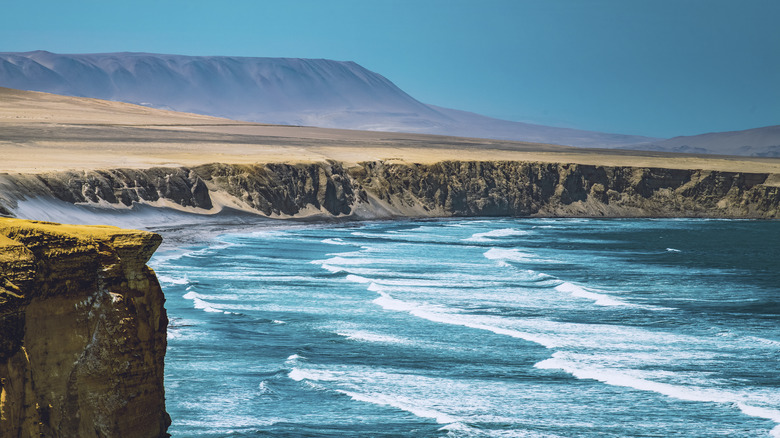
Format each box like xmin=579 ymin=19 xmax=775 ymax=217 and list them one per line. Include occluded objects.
xmin=3 ymin=87 xmax=779 ymax=176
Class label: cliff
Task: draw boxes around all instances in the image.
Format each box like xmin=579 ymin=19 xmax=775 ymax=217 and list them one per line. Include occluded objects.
xmin=0 ymin=219 xmax=169 ymax=437
xmin=1 ymin=160 xmax=778 ymax=220
xmin=350 ymin=161 xmax=780 ymax=218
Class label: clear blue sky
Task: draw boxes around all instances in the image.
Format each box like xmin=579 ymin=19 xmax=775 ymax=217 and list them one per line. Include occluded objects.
xmin=2 ymin=0 xmax=778 ymax=138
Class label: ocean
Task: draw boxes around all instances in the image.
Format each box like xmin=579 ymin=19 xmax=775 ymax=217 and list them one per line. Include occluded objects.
xmin=151 ymin=218 xmax=780 ymax=437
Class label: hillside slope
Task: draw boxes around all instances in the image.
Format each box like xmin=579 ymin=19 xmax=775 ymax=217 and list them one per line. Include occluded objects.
xmin=0 ymin=51 xmax=655 ymax=147
xmin=621 ymin=125 xmax=780 ymax=157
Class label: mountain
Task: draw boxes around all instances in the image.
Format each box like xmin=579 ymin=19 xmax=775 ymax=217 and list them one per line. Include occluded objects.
xmin=0 ymin=51 xmax=656 ymax=147
xmin=621 ymin=125 xmax=780 ymax=157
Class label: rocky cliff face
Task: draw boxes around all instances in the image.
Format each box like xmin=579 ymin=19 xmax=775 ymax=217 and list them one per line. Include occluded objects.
xmin=351 ymin=161 xmax=780 ymax=218
xmin=0 ymin=219 xmax=169 ymax=437
xmin=0 ymin=160 xmax=778 ymax=220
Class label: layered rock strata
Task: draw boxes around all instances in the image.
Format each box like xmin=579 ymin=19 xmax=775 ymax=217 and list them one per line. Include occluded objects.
xmin=0 ymin=219 xmax=169 ymax=437
xmin=0 ymin=160 xmax=778 ymax=219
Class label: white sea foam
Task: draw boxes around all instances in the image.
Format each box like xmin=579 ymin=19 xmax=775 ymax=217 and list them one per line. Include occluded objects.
xmin=312 ymin=256 xmax=379 ymax=266
xmin=156 ymin=275 xmax=189 ymax=285
xmin=535 ymin=353 xmax=780 ymax=436
xmin=737 ymin=404 xmax=780 ymax=437
xmin=554 ymin=282 xmax=630 ymax=307
xmin=287 ymin=366 xmax=466 ymax=427
xmin=666 ymin=248 xmax=682 ymax=253
xmin=346 ymin=274 xmax=373 ymax=284
xmin=285 ymin=354 xmax=304 ymax=365
xmin=322 ymin=238 xmax=351 ymax=245
xmin=320 ymin=264 xmax=345 ymax=273
xmin=192 ymin=298 xmax=226 ymax=313
xmin=183 ymin=291 xmax=232 ymax=314
xmin=182 ymin=290 xmax=201 ymax=300
xmin=372 ymin=292 xmax=557 ymax=347
xmin=257 ymin=381 xmax=276 ymax=395
xmin=288 ymin=367 xmax=338 ymax=382
xmin=323 ymin=265 xmax=393 ymax=276
xmin=484 ymin=248 xmax=559 ymax=264
xmin=372 ymin=291 xmax=419 ymax=312
xmin=484 ymin=248 xmax=536 ymax=262
xmin=338 ymin=389 xmax=460 ymax=424
xmin=464 ymin=228 xmax=530 ymax=242
xmin=365 ymin=276 xmax=488 ymax=289
xmin=182 ymin=290 xmax=245 ymax=301
xmin=337 ymin=330 xmax=414 ymax=345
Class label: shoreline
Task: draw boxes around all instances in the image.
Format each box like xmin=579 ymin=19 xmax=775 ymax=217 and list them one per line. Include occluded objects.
xmin=148 ymin=214 xmax=778 ymax=255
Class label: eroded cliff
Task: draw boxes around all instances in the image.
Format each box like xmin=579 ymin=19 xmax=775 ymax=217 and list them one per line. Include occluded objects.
xmin=0 ymin=160 xmax=778 ymax=220
xmin=351 ymin=161 xmax=780 ymax=218
xmin=0 ymin=219 xmax=169 ymax=437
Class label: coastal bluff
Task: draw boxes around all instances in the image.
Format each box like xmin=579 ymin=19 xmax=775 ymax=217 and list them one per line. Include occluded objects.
xmin=1 ymin=160 xmax=777 ymax=220
xmin=0 ymin=219 xmax=169 ymax=437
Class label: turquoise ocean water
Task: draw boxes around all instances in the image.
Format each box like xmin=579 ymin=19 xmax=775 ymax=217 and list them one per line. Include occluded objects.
xmin=151 ymin=218 xmax=780 ymax=437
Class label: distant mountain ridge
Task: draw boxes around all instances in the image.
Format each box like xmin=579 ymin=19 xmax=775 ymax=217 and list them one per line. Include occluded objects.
xmin=0 ymin=50 xmax=657 ymax=147
xmin=620 ymin=125 xmax=780 ymax=157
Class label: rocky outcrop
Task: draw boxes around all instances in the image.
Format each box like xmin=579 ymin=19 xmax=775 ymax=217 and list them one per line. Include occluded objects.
xmin=0 ymin=168 xmax=212 ymax=211
xmin=351 ymin=161 xmax=780 ymax=218
xmin=0 ymin=219 xmax=169 ymax=437
xmin=0 ymin=160 xmax=778 ymax=220
xmin=195 ymin=162 xmax=361 ymax=216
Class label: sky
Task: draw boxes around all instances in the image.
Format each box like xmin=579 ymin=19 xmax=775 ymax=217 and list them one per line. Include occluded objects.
xmin=2 ymin=0 xmax=778 ymax=138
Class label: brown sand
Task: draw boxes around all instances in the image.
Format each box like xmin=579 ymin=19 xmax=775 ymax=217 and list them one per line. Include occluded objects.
xmin=2 ymin=87 xmax=779 ymax=174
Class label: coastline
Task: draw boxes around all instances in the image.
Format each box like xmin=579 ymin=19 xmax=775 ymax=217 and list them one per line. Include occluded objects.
xmin=2 ymin=87 xmax=779 ymax=437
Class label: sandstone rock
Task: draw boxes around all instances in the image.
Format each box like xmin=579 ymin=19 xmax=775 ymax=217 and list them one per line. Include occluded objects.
xmin=0 ymin=219 xmax=169 ymax=438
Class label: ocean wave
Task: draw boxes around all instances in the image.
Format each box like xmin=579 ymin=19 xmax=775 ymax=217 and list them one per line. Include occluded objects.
xmin=553 ymin=282 xmax=632 ymax=307
xmin=287 ymin=367 xmax=337 ymax=382
xmin=745 ymin=336 xmax=780 ymax=348
xmin=338 ymin=389 xmax=461 ymax=425
xmin=534 ymin=352 xmax=780 ymax=436
xmin=150 ymin=251 xmax=189 ymax=264
xmin=257 ymin=380 xmax=277 ymax=396
xmin=312 ymin=256 xmax=385 ymax=266
xmin=192 ymin=298 xmax=228 ymax=314
xmin=156 ymin=274 xmax=189 ymax=285
xmin=464 ymin=228 xmax=531 ymax=242
xmin=321 ymin=237 xmax=352 ymax=245
xmin=182 ymin=291 xmax=233 ymax=314
xmin=337 ymin=330 xmax=414 ymax=345
xmin=371 ymin=291 xmax=557 ymax=347
xmin=346 ymin=274 xmax=373 ymax=284
xmin=285 ymin=354 xmax=305 ymax=366
xmin=484 ymin=248 xmax=559 ymax=264
xmin=287 ymin=366 xmax=466 ymax=428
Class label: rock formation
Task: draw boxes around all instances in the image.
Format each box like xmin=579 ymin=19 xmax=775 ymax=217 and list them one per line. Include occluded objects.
xmin=1 ymin=160 xmax=777 ymax=220
xmin=0 ymin=219 xmax=169 ymax=437
xmin=351 ymin=161 xmax=780 ymax=218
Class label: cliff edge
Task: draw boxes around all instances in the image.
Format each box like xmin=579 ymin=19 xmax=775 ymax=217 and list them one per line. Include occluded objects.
xmin=0 ymin=219 xmax=169 ymax=437
xmin=2 ymin=161 xmax=776 ymax=221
